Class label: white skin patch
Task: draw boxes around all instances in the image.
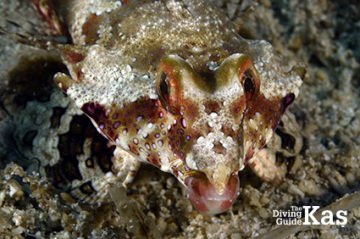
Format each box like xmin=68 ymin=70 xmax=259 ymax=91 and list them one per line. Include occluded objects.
xmin=192 ymin=131 xmax=238 ymax=193
xmin=185 ymin=152 xmax=198 ymax=170
xmin=249 ymin=41 xmax=302 ymax=99
xmin=190 ymin=101 xmax=241 ymax=192
xmin=66 ymin=45 xmax=158 ymax=109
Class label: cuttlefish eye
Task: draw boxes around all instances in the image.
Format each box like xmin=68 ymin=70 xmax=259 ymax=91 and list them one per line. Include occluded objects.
xmin=156 ymin=55 xmax=188 ymax=114
xmin=237 ymin=55 xmax=260 ymax=101
xmin=185 ymin=173 xmax=240 ymax=215
xmin=159 ymin=72 xmax=170 ymax=104
xmin=156 ymin=54 xmax=214 ymax=114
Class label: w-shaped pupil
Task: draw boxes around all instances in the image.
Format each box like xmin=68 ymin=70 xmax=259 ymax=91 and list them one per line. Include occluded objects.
xmin=243 ymin=70 xmax=255 ymax=94
xmin=160 ymin=72 xmax=170 ymax=100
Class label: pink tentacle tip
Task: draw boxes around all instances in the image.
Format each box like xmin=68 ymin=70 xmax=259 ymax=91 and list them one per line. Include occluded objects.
xmin=185 ymin=174 xmax=240 ymax=215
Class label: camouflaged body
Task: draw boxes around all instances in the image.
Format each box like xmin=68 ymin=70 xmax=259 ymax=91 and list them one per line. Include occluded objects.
xmin=1 ymin=0 xmax=303 ymax=214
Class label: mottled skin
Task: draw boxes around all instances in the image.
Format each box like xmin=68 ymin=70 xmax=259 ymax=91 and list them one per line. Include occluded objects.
xmin=28 ymin=0 xmax=302 ymax=214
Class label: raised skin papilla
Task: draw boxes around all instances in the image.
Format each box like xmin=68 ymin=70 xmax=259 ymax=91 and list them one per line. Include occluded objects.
xmin=25 ymin=0 xmax=303 ymax=214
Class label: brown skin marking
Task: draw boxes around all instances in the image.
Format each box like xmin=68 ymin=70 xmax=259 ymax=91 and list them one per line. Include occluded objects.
xmin=182 ymin=99 xmax=199 ymax=122
xmin=82 ymin=14 xmax=102 ymax=44
xmin=167 ymin=98 xmax=201 ymax=161
xmin=81 ymin=97 xmax=162 ymax=142
xmin=230 ymin=95 xmax=246 ymax=120
xmin=61 ymin=49 xmax=85 ymax=64
xmin=128 ymin=144 xmax=140 ymax=156
xmin=81 ymin=102 xmax=107 ymax=124
xmin=213 ymin=141 xmax=227 ymax=155
xmin=171 ymin=166 xmax=179 ymax=177
xmin=168 ymin=115 xmax=193 ymax=161
xmin=147 ymin=153 xmax=161 ymax=168
xmin=245 ymin=148 xmax=255 ymax=163
xmin=73 ymin=67 xmax=84 ymax=81
xmin=204 ymin=100 xmax=221 ymax=114
xmin=80 ymin=98 xmax=180 ymax=169
xmin=249 ymin=161 xmax=257 ymax=168
xmin=221 ymin=124 xmax=237 ymax=139
xmin=245 ymin=95 xmax=283 ymax=130
xmin=105 ymin=126 xmax=116 ymax=140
